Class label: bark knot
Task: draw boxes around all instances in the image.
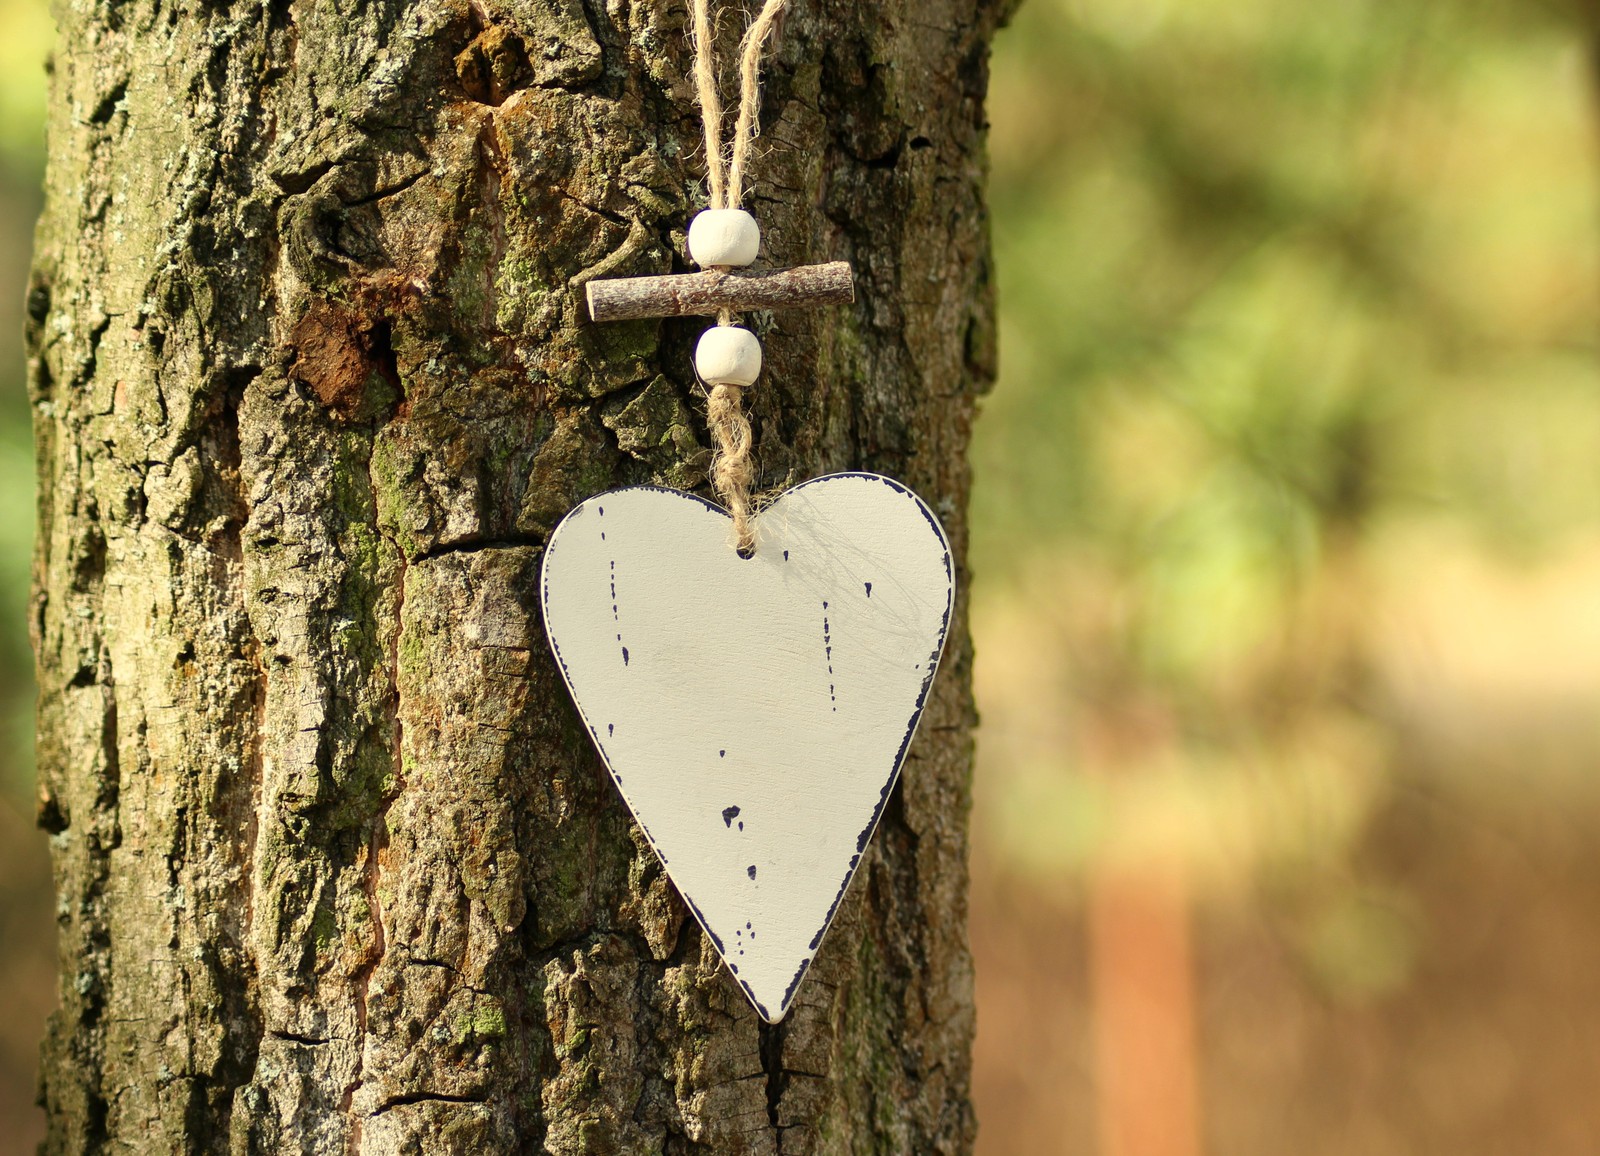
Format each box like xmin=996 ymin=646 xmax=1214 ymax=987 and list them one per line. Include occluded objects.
xmin=456 ymin=26 xmax=531 ymax=106
xmin=289 ymin=300 xmax=400 ymax=422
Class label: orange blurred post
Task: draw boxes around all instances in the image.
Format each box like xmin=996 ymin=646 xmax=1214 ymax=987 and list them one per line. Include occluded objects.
xmin=1087 ymin=861 xmax=1203 ymax=1156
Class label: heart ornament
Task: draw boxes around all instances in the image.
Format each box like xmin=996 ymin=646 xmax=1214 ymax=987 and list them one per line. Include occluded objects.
xmin=540 ymin=473 xmax=953 ymax=1021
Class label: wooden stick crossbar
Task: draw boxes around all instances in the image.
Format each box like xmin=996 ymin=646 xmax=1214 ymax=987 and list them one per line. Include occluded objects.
xmin=586 ymin=261 xmax=854 ymax=323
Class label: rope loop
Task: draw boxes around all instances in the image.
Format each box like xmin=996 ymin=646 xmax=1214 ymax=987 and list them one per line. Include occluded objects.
xmin=687 ymin=0 xmax=789 ymax=552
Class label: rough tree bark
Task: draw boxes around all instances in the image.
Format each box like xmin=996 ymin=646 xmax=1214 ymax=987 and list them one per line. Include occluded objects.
xmin=28 ymin=0 xmax=1008 ymax=1151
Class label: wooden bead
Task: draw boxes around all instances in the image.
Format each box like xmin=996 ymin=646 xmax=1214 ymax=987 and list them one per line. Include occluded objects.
xmin=695 ymin=325 xmax=763 ymax=386
xmin=688 ymin=209 xmax=761 ymax=268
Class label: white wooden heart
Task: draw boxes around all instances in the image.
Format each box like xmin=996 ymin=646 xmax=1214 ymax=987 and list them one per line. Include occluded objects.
xmin=539 ymin=472 xmax=953 ymax=1022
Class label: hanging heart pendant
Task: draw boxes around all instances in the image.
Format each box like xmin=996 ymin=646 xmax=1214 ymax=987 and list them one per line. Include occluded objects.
xmin=539 ymin=473 xmax=953 ymax=1021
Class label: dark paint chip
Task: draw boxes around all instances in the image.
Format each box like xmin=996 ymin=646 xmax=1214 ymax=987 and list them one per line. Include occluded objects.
xmin=722 ymin=805 xmax=740 ymax=828
xmin=747 ymin=865 xmax=757 ymax=880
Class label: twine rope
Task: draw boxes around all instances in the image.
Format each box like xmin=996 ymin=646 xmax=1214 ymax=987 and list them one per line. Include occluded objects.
xmin=689 ymin=0 xmax=788 ymax=553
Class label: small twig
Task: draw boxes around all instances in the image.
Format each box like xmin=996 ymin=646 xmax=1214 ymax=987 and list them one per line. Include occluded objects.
xmin=585 ymin=262 xmax=854 ymax=323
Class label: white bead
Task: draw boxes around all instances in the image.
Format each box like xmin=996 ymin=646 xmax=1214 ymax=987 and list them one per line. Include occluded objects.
xmin=688 ymin=209 xmax=761 ymax=268
xmin=695 ymin=326 xmax=763 ymax=386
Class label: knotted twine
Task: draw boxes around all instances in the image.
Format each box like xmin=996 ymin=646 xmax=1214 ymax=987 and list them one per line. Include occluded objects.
xmin=690 ymin=0 xmax=789 ymax=553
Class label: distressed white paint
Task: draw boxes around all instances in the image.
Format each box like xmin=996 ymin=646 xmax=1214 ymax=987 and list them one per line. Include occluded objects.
xmin=540 ymin=473 xmax=954 ymax=1022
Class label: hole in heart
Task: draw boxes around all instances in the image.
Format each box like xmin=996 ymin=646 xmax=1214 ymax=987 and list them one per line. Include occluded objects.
xmin=737 ymin=544 xmax=755 ymax=560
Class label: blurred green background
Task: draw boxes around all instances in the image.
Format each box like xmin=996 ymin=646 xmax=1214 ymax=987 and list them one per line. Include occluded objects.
xmin=969 ymin=0 xmax=1600 ymax=1153
xmin=4 ymin=0 xmax=1600 ymax=1151
xmin=0 ymin=0 xmax=54 ymax=1148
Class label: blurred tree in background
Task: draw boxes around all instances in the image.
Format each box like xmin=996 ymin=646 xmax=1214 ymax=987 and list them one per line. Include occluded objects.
xmin=3 ymin=0 xmax=1600 ymax=1152
xmin=0 ymin=0 xmax=56 ymax=1146
xmin=970 ymin=0 xmax=1600 ymax=1154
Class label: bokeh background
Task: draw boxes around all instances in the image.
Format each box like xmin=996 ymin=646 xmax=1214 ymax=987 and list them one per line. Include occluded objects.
xmin=4 ymin=0 xmax=1600 ymax=1151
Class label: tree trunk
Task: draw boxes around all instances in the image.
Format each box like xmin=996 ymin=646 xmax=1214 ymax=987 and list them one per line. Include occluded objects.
xmin=28 ymin=0 xmax=1006 ymax=1151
